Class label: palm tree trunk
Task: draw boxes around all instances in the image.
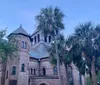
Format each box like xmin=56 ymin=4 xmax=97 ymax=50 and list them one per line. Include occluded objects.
xmin=64 ymin=64 xmax=69 ymax=85
xmin=91 ymin=57 xmax=97 ymax=85
xmin=89 ymin=72 xmax=93 ymax=85
xmin=55 ymin=35 xmax=62 ymax=85
xmin=79 ymin=72 xmax=82 ymax=85
xmin=83 ymin=75 xmax=86 ymax=85
xmin=1 ymin=62 xmax=6 ymax=85
xmin=90 ymin=75 xmax=93 ymax=85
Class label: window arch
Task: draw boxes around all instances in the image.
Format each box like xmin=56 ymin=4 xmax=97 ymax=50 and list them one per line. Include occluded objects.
xmin=30 ymin=68 xmax=33 ymax=74
xmin=44 ymin=36 xmax=47 ymax=42
xmin=12 ymin=66 xmax=16 ymax=75
xmin=21 ymin=64 xmax=25 ymax=72
xmin=25 ymin=42 xmax=27 ymax=49
xmin=22 ymin=41 xmax=24 ymax=48
xmin=43 ymin=68 xmax=46 ymax=76
xmin=53 ymin=66 xmax=58 ymax=75
xmin=16 ymin=40 xmax=19 ymax=47
xmin=48 ymin=36 xmax=51 ymax=43
xmin=33 ymin=69 xmax=36 ymax=75
xmin=34 ymin=36 xmax=36 ymax=43
xmin=22 ymin=41 xmax=27 ymax=49
xmin=37 ymin=34 xmax=40 ymax=42
xmin=6 ymin=70 xmax=8 ymax=79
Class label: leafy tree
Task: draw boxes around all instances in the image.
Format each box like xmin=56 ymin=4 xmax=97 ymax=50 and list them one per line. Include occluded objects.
xmin=36 ymin=6 xmax=64 ymax=85
xmin=0 ymin=29 xmax=17 ymax=62
xmin=0 ymin=29 xmax=17 ymax=85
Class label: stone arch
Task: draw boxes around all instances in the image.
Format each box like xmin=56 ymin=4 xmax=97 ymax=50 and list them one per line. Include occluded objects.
xmin=38 ymin=82 xmax=49 ymax=85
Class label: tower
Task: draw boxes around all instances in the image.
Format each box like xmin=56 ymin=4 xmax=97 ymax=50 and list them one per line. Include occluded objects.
xmin=5 ymin=25 xmax=32 ymax=85
xmin=30 ymin=28 xmax=52 ymax=58
xmin=28 ymin=28 xmax=52 ymax=79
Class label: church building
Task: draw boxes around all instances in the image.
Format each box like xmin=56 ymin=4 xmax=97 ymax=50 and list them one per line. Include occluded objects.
xmin=0 ymin=25 xmax=85 ymax=85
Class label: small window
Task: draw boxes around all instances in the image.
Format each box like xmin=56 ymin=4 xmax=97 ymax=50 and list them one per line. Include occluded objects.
xmin=22 ymin=41 xmax=24 ymax=48
xmin=33 ymin=69 xmax=36 ymax=75
xmin=22 ymin=41 xmax=27 ymax=49
xmin=37 ymin=34 xmax=40 ymax=42
xmin=16 ymin=40 xmax=19 ymax=47
xmin=34 ymin=36 xmax=36 ymax=43
xmin=44 ymin=36 xmax=47 ymax=42
xmin=21 ymin=64 xmax=25 ymax=72
xmin=53 ymin=66 xmax=58 ymax=75
xmin=49 ymin=36 xmax=51 ymax=43
xmin=43 ymin=68 xmax=46 ymax=76
xmin=12 ymin=66 xmax=16 ymax=75
xmin=6 ymin=70 xmax=8 ymax=79
xmin=25 ymin=42 xmax=27 ymax=49
xmin=30 ymin=68 xmax=33 ymax=74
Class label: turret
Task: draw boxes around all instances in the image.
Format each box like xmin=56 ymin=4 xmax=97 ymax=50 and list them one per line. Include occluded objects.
xmin=5 ymin=25 xmax=31 ymax=85
xmin=8 ymin=24 xmax=32 ymax=51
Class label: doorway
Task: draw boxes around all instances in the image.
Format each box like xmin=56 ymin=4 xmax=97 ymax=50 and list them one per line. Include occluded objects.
xmin=9 ymin=80 xmax=17 ymax=85
xmin=39 ymin=83 xmax=48 ymax=85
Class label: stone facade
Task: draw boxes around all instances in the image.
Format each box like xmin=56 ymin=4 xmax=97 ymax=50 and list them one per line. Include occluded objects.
xmin=0 ymin=25 xmax=85 ymax=85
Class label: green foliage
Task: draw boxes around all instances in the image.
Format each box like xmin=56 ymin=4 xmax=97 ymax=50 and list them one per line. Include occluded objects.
xmin=49 ymin=34 xmax=64 ymax=64
xmin=0 ymin=29 xmax=17 ymax=62
xmin=86 ymin=72 xmax=100 ymax=85
xmin=71 ymin=22 xmax=100 ymax=85
xmin=86 ymin=77 xmax=91 ymax=85
xmin=36 ymin=6 xmax=100 ymax=84
xmin=49 ymin=34 xmax=75 ymax=66
xmin=36 ymin=6 xmax=64 ymax=37
xmin=97 ymin=71 xmax=100 ymax=84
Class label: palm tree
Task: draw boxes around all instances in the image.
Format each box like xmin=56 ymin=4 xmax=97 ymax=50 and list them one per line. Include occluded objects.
xmin=49 ymin=35 xmax=77 ymax=85
xmin=36 ymin=7 xmax=64 ymax=85
xmin=73 ymin=22 xmax=100 ymax=85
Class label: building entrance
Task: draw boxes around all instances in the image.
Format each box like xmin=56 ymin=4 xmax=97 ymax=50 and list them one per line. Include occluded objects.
xmin=9 ymin=80 xmax=17 ymax=85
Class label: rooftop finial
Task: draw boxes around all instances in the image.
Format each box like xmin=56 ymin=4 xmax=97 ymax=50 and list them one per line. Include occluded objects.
xmin=20 ymin=24 xmax=22 ymax=28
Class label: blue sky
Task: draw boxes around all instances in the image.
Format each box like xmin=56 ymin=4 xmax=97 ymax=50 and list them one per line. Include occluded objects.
xmin=0 ymin=0 xmax=100 ymax=37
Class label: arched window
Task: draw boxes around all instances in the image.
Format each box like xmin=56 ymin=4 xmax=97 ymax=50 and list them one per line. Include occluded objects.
xmin=49 ymin=36 xmax=51 ymax=43
xmin=6 ymin=70 xmax=8 ymax=79
xmin=43 ymin=68 xmax=46 ymax=76
xmin=33 ymin=69 xmax=36 ymax=75
xmin=25 ymin=42 xmax=27 ymax=49
xmin=53 ymin=66 xmax=58 ymax=75
xmin=22 ymin=41 xmax=24 ymax=48
xmin=44 ymin=36 xmax=47 ymax=42
xmin=37 ymin=34 xmax=40 ymax=42
xmin=30 ymin=68 xmax=33 ymax=74
xmin=12 ymin=66 xmax=16 ymax=75
xmin=34 ymin=36 xmax=36 ymax=43
xmin=21 ymin=64 xmax=25 ymax=72
xmin=16 ymin=40 xmax=19 ymax=47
